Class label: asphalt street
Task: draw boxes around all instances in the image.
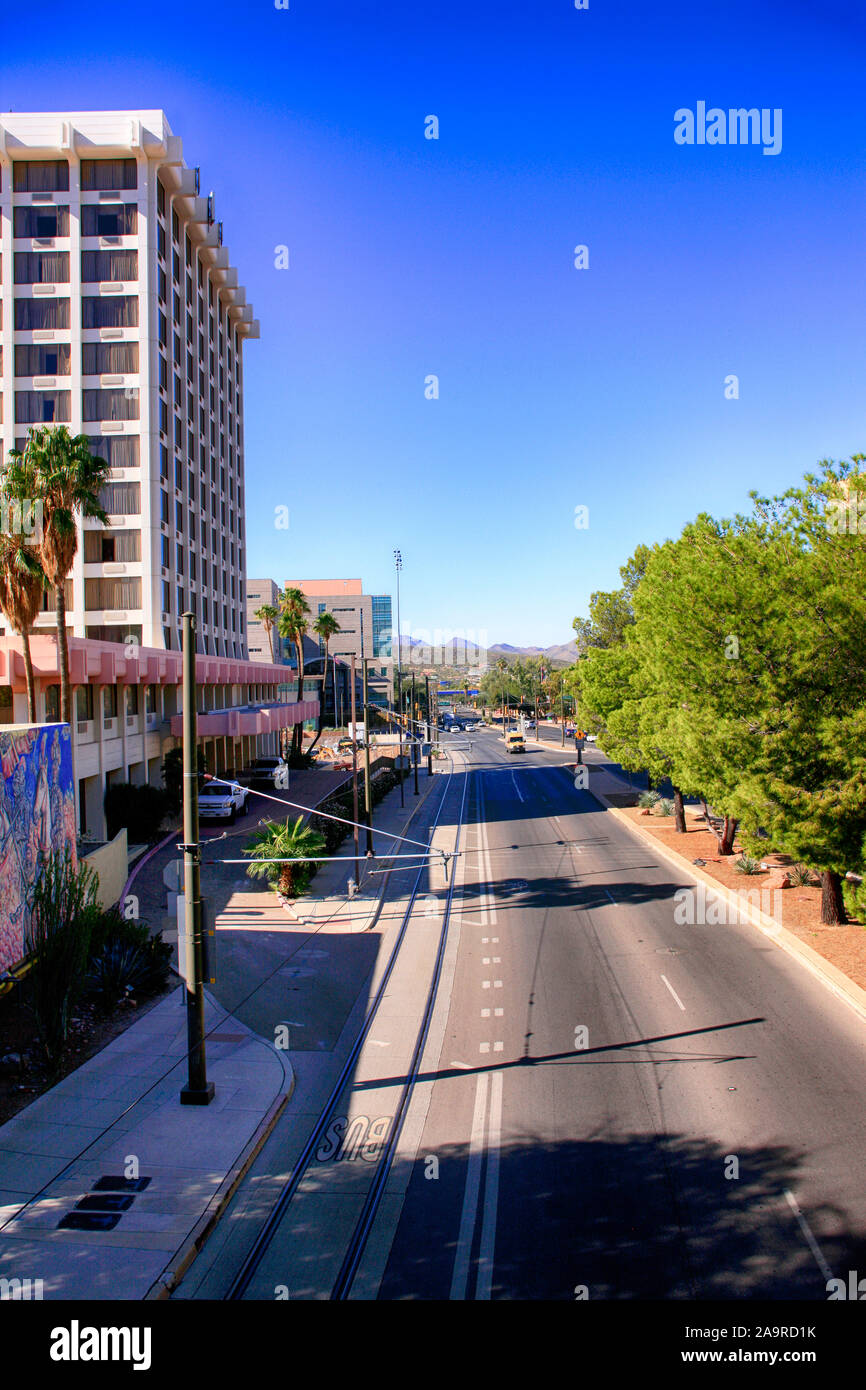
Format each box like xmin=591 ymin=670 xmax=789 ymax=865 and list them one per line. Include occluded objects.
xmin=177 ymin=727 xmax=866 ymax=1300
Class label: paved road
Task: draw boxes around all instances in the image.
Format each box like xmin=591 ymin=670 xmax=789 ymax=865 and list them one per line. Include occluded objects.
xmin=375 ymin=730 xmax=866 ymax=1299
xmin=178 ymin=728 xmax=866 ymax=1300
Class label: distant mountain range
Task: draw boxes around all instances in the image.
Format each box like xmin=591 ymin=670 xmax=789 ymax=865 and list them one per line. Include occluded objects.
xmin=402 ymin=638 xmax=579 ymax=669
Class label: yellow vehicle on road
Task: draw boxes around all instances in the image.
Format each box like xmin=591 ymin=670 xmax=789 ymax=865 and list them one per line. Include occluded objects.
xmin=505 ymin=730 xmax=526 ymax=754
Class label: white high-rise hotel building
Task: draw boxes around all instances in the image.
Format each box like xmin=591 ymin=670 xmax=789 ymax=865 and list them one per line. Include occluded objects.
xmin=0 ymin=112 xmax=318 ymax=838
xmin=0 ymin=109 xmax=255 ymax=655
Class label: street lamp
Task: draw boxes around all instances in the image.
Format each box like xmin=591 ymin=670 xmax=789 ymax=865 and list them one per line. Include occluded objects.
xmin=394 ymin=549 xmax=404 ymax=808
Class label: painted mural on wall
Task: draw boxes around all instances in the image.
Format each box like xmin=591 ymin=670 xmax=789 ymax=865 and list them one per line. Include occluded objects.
xmin=0 ymin=723 xmax=77 ymax=974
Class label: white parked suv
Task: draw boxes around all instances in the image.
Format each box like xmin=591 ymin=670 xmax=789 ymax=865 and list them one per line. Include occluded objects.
xmin=249 ymin=756 xmax=290 ymax=790
xmin=199 ymin=778 xmax=249 ymax=823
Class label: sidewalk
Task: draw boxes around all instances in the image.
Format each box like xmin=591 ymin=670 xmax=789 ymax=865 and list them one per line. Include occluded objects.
xmin=0 ymin=761 xmax=440 ymax=1299
xmin=0 ymin=990 xmax=291 ymax=1299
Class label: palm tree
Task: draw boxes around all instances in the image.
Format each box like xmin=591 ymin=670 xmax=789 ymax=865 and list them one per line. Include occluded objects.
xmin=8 ymin=427 xmax=109 ymax=727
xmin=278 ymin=586 xmax=311 ymax=759
xmin=254 ymin=603 xmax=279 ymax=663
xmin=0 ymin=529 xmax=47 ymax=723
xmin=242 ymin=815 xmax=326 ymax=898
xmin=312 ymin=610 xmax=341 ymax=732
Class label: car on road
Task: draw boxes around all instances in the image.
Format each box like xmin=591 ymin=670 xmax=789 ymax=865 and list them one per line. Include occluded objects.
xmin=506 ymin=730 xmax=526 ymax=754
xmin=524 ymin=718 xmax=536 ymax=730
xmin=249 ymin=756 xmax=290 ymax=789
xmin=199 ymin=778 xmax=248 ymax=823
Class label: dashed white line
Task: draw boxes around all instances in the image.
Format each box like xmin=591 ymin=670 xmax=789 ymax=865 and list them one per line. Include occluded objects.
xmin=784 ymin=1189 xmax=834 ymax=1284
xmin=661 ymin=974 xmax=686 ymax=1011
xmin=450 ymin=1072 xmax=489 ymax=1300
xmin=476 ymin=1071 xmax=503 ymax=1299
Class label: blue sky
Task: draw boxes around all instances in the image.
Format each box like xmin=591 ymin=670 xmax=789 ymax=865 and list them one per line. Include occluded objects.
xmin=2 ymin=0 xmax=864 ymax=647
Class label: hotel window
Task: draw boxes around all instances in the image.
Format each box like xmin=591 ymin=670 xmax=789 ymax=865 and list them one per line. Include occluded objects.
xmin=176 ymin=544 xmax=184 ymax=576
xmin=158 ymin=181 xmax=166 ymax=217
xmin=125 ymin=687 xmax=139 ymax=717
xmin=99 ymin=481 xmax=141 ymax=516
xmin=146 ymin=685 xmax=159 ymax=716
xmin=158 ymin=224 xmax=166 ymax=259
xmin=103 ymin=686 xmax=117 ymax=720
xmin=13 ymin=205 xmax=70 ymax=237
xmin=82 ymin=296 xmax=139 ymax=329
xmin=161 ymin=535 xmax=169 ymax=568
xmin=158 ymin=267 xmax=167 ymax=303
xmin=80 ymin=158 xmax=137 ymax=191
xmin=45 ymin=684 xmax=61 ymax=721
xmin=84 ymin=529 xmax=141 ymax=563
xmin=80 ymin=203 xmax=137 ymax=238
xmin=15 ymin=390 xmax=70 ymax=424
xmin=14 ymin=251 xmax=69 ymax=284
xmin=15 ymin=344 xmax=71 ymax=376
xmin=81 ymin=249 xmax=137 ymax=282
xmin=160 ymin=490 xmax=169 ymax=524
xmin=159 ymin=356 xmax=168 ymax=392
xmin=85 ymin=576 xmax=142 ymax=610
xmin=75 ymin=685 xmax=94 ymax=722
xmin=82 ymin=341 xmax=139 ymax=375
xmin=13 ymin=159 xmax=69 ymax=192
xmin=175 ymin=500 xmax=183 ymax=531
xmin=87 ymin=435 xmax=139 ymax=469
xmin=82 ymin=389 xmax=139 ymax=422
xmin=172 ymin=209 xmax=179 ymax=243
xmin=162 ymin=581 xmax=171 ymax=614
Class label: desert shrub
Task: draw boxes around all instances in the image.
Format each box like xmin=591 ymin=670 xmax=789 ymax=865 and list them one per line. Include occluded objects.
xmin=656 ymin=797 xmax=675 ymax=816
xmin=26 ymin=849 xmax=98 ymax=1068
xmin=735 ymin=854 xmax=763 ymax=876
xmin=85 ymin=904 xmax=172 ymax=1013
xmin=89 ymin=940 xmax=158 ymax=1015
xmin=105 ymin=781 xmax=171 ymax=842
xmin=789 ymin=863 xmax=817 ymax=887
xmin=638 ymin=790 xmax=660 ymax=808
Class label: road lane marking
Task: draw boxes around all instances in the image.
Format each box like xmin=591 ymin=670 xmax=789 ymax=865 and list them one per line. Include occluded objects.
xmin=450 ymin=1072 xmax=489 ymax=1300
xmin=481 ymin=1008 xmax=491 ymax=1017
xmin=482 ymin=981 xmax=491 ymax=989
xmin=661 ymin=974 xmax=686 ymax=1011
xmin=476 ymin=1071 xmax=503 ymax=1300
xmin=494 ymin=1008 xmax=504 ymax=1017
xmin=493 ymin=1041 xmax=503 ymax=1052
xmin=510 ymin=772 xmax=525 ymax=803
xmin=493 ymin=980 xmax=503 ymax=988
xmin=480 ymin=1043 xmax=490 ymax=1053
xmin=784 ymin=1190 xmax=834 ymax=1284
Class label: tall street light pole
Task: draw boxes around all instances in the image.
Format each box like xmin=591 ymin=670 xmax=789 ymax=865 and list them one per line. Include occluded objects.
xmin=394 ymin=549 xmax=404 ymax=808
xmin=180 ymin=612 xmax=214 ymax=1106
xmin=360 ymin=610 xmax=373 ymax=855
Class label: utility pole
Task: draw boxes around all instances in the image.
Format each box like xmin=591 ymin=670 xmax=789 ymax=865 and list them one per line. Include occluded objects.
xmin=350 ymin=653 xmax=360 ymax=889
xmin=411 ymin=672 xmax=419 ymax=794
xmin=362 ymin=658 xmax=373 ymax=854
xmin=560 ymin=688 xmax=565 ymax=747
xmin=360 ymin=611 xmax=373 ymax=854
xmin=180 ymin=612 xmax=214 ymax=1106
xmin=394 ymin=549 xmax=404 ymax=807
xmin=425 ymin=674 xmax=433 ymax=776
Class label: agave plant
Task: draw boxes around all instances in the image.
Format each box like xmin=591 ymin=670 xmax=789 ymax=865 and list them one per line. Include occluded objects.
xmin=735 ymin=853 xmax=763 ymax=876
xmin=242 ymin=815 xmax=327 ymax=898
xmin=638 ymin=790 xmax=660 ymax=809
xmin=656 ymin=797 xmax=675 ymax=816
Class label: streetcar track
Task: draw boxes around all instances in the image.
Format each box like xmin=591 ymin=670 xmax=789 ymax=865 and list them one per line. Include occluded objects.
xmin=224 ymin=740 xmax=476 ymax=1301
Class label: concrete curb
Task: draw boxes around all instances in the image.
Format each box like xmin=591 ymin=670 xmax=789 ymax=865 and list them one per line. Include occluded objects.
xmin=143 ymin=1057 xmax=296 ymax=1301
xmin=588 ymin=781 xmax=866 ymax=1027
